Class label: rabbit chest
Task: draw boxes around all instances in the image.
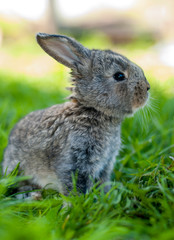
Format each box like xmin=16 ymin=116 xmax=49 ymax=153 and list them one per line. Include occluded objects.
xmin=69 ymin=125 xmax=121 ymax=180
xmin=54 ymin=106 xmax=122 ymax=181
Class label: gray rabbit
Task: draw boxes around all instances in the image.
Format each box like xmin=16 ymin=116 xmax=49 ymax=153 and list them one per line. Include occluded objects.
xmin=2 ymin=33 xmax=150 ymax=197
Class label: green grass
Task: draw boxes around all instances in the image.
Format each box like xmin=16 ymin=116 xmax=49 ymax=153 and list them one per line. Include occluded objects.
xmin=0 ymin=69 xmax=174 ymax=240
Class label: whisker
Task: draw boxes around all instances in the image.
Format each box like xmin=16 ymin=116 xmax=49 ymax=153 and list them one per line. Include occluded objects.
xmin=134 ymin=94 xmax=159 ymax=133
xmin=147 ymin=96 xmax=160 ymax=114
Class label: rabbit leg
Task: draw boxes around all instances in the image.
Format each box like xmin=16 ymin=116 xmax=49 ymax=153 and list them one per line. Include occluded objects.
xmin=76 ymin=173 xmax=93 ymax=194
xmin=15 ymin=181 xmax=42 ymax=200
xmin=98 ymin=166 xmax=114 ymax=193
xmin=58 ymin=170 xmax=92 ymax=195
xmin=16 ymin=189 xmax=42 ymax=200
xmin=99 ymin=177 xmax=112 ymax=193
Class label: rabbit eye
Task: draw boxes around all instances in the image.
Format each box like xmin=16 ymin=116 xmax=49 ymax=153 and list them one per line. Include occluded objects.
xmin=113 ymin=72 xmax=125 ymax=81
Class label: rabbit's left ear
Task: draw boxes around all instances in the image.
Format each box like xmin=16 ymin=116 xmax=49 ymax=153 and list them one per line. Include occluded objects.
xmin=36 ymin=33 xmax=90 ymax=69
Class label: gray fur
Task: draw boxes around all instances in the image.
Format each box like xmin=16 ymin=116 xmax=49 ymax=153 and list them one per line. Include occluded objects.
xmin=2 ymin=33 xmax=150 ymax=195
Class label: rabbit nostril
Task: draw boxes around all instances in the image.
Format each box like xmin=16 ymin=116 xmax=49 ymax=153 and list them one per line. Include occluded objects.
xmin=147 ymin=84 xmax=150 ymax=91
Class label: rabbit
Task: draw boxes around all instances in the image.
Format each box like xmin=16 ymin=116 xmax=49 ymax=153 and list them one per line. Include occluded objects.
xmin=2 ymin=33 xmax=150 ymax=197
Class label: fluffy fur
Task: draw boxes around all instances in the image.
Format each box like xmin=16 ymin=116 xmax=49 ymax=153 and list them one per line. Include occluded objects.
xmin=2 ymin=33 xmax=150 ymax=195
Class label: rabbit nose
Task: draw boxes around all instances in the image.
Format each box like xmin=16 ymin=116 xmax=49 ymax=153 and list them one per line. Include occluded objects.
xmin=147 ymin=83 xmax=150 ymax=91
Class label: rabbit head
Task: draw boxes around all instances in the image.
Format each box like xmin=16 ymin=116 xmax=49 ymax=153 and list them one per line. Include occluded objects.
xmin=37 ymin=33 xmax=150 ymax=118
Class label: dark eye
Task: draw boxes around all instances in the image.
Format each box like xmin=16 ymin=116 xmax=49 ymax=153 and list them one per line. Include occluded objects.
xmin=113 ymin=72 xmax=126 ymax=81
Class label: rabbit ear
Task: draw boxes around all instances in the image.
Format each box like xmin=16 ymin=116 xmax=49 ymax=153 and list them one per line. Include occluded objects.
xmin=36 ymin=33 xmax=90 ymax=69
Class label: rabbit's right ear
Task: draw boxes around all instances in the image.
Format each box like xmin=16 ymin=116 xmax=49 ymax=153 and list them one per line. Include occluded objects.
xmin=36 ymin=33 xmax=91 ymax=69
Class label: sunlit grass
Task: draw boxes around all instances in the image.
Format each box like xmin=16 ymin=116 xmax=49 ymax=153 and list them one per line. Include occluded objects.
xmin=0 ymin=19 xmax=174 ymax=239
xmin=0 ymin=68 xmax=174 ymax=240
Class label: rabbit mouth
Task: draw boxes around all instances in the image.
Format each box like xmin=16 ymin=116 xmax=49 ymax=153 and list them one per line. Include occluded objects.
xmin=132 ymin=91 xmax=149 ymax=112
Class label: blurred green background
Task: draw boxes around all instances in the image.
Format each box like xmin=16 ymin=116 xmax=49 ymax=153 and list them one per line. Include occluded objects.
xmin=0 ymin=0 xmax=174 ymax=240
